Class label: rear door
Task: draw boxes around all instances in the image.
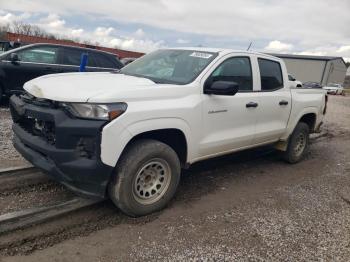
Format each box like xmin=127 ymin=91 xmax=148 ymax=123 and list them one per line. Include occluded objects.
xmin=253 ymin=57 xmax=292 ymax=144
xmin=1 ymin=45 xmax=59 ymax=92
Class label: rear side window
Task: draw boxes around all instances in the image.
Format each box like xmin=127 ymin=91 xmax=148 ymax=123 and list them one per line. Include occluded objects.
xmin=17 ymin=46 xmax=58 ymax=64
xmin=92 ymin=53 xmax=122 ymax=69
xmin=61 ymin=48 xmax=85 ymax=66
xmin=258 ymin=58 xmax=283 ymax=91
xmin=210 ymin=57 xmax=253 ymax=91
xmin=61 ymin=48 xmax=99 ymax=67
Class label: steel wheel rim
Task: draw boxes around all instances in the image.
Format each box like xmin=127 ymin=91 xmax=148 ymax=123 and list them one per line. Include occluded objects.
xmin=132 ymin=159 xmax=171 ymax=205
xmin=294 ymin=132 xmax=306 ymax=157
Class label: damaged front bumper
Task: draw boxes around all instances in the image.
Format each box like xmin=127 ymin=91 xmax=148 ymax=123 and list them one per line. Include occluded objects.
xmin=9 ymin=94 xmax=114 ymax=199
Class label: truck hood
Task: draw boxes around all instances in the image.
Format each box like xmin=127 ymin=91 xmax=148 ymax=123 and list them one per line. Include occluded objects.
xmin=23 ymin=72 xmax=160 ymax=103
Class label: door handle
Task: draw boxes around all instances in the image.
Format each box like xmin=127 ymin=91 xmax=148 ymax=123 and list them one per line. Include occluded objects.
xmin=246 ymin=102 xmax=258 ymax=108
xmin=279 ymin=100 xmax=289 ymax=106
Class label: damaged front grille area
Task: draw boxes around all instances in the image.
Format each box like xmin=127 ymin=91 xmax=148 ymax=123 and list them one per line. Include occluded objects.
xmin=10 ymin=93 xmax=105 ymax=161
xmin=11 ymin=94 xmax=57 ymax=145
xmin=18 ymin=117 xmax=56 ymax=145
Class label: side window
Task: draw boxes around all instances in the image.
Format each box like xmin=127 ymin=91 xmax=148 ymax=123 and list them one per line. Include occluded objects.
xmin=61 ymin=48 xmax=84 ymax=66
xmin=92 ymin=53 xmax=119 ymax=69
xmin=258 ymin=58 xmax=283 ymax=91
xmin=17 ymin=46 xmax=58 ymax=64
xmin=209 ymin=57 xmax=253 ymax=91
xmin=86 ymin=53 xmax=98 ymax=67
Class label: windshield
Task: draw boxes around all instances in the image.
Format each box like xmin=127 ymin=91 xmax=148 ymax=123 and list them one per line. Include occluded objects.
xmin=120 ymin=49 xmax=218 ymax=84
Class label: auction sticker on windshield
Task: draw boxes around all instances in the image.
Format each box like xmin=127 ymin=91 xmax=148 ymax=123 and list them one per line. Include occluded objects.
xmin=190 ymin=52 xmax=213 ymax=59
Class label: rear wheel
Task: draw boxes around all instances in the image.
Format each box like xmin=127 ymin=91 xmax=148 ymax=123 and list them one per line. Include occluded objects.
xmin=283 ymin=122 xmax=310 ymax=164
xmin=109 ymin=139 xmax=181 ymax=217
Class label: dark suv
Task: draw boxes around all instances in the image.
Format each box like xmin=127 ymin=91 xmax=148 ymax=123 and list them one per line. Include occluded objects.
xmin=0 ymin=43 xmax=123 ymax=103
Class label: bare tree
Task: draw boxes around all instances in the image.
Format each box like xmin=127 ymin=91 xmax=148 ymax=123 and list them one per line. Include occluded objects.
xmin=1 ymin=21 xmax=94 ymax=47
xmin=82 ymin=40 xmax=91 ymax=45
xmin=11 ymin=21 xmax=24 ymax=34
xmin=31 ymin=25 xmax=47 ymax=37
xmin=21 ymin=23 xmax=32 ymax=35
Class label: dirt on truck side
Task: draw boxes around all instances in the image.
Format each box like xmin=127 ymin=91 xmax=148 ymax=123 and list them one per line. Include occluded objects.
xmin=0 ymin=95 xmax=349 ymax=261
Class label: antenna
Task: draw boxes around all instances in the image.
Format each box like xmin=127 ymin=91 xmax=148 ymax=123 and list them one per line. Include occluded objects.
xmin=246 ymin=42 xmax=252 ymax=51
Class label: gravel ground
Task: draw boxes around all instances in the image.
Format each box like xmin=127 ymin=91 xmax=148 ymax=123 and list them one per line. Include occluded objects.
xmin=0 ymin=103 xmax=29 ymax=169
xmin=0 ymin=95 xmax=349 ymax=261
xmin=0 ymin=178 xmax=75 ymax=215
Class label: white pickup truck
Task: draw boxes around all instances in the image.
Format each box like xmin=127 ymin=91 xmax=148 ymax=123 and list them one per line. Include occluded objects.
xmin=10 ymin=48 xmax=327 ymax=216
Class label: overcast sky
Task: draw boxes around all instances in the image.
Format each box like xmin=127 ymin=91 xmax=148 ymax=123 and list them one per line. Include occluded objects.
xmin=1 ymin=0 xmax=349 ymax=61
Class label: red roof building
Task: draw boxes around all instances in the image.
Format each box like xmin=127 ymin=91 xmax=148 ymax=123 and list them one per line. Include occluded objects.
xmin=5 ymin=32 xmax=144 ymax=59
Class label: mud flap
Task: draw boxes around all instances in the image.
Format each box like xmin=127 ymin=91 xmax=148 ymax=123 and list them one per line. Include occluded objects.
xmin=274 ymin=140 xmax=288 ymax=151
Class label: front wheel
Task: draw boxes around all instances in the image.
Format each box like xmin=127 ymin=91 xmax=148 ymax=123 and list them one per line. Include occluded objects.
xmin=108 ymin=139 xmax=181 ymax=217
xmin=283 ymin=122 xmax=310 ymax=164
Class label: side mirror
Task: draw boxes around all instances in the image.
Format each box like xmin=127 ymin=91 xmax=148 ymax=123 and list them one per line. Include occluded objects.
xmin=10 ymin=53 xmax=19 ymax=63
xmin=204 ymin=81 xmax=239 ymax=96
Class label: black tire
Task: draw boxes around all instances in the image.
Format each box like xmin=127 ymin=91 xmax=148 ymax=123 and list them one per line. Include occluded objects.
xmin=283 ymin=122 xmax=310 ymax=164
xmin=109 ymin=139 xmax=181 ymax=217
xmin=0 ymin=86 xmax=3 ymax=105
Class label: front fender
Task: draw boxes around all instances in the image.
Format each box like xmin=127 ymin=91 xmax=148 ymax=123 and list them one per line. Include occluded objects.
xmin=100 ymin=117 xmax=192 ymax=167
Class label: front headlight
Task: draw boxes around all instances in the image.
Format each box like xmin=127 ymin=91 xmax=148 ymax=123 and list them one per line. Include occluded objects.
xmin=62 ymin=103 xmax=127 ymax=121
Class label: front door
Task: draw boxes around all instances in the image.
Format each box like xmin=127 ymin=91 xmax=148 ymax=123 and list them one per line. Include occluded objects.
xmin=199 ymin=56 xmax=259 ymax=156
xmin=2 ymin=45 xmax=59 ymax=92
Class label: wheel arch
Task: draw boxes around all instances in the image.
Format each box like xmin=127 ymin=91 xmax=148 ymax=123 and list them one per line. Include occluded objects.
xmin=275 ymin=111 xmax=317 ymax=152
xmin=280 ymin=107 xmax=320 ymax=142
xmin=298 ymin=113 xmax=317 ymax=132
xmin=100 ymin=118 xmax=192 ymax=168
xmin=123 ymin=128 xmax=188 ymax=167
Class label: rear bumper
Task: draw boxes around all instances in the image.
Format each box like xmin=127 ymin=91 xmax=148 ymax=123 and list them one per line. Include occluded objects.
xmin=10 ymin=95 xmax=114 ymax=199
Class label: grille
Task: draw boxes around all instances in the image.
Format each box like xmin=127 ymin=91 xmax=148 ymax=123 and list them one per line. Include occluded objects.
xmin=18 ymin=117 xmax=56 ymax=145
xmin=12 ymin=93 xmax=57 ymax=145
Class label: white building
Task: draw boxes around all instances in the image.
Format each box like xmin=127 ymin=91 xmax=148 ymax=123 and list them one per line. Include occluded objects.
xmin=344 ymin=66 xmax=350 ymax=88
xmin=268 ymin=53 xmax=347 ymax=86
